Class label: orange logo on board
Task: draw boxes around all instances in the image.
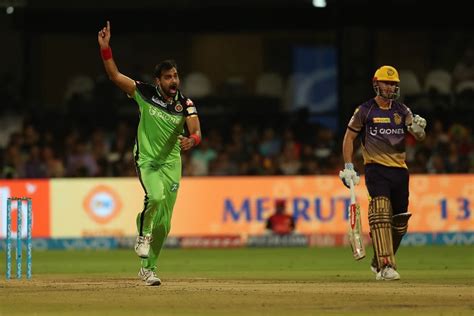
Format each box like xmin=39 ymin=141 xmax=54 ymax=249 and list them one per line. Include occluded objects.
xmin=83 ymin=185 xmax=122 ymax=224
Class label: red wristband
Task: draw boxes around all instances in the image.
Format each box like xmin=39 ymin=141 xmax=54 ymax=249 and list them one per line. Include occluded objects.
xmin=190 ymin=134 xmax=201 ymax=146
xmin=101 ymin=47 xmax=113 ymax=60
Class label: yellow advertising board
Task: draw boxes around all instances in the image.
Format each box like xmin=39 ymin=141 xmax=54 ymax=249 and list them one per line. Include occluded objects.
xmin=172 ymin=175 xmax=474 ymax=236
xmin=51 ymin=178 xmax=142 ymax=237
xmin=48 ymin=175 xmax=474 ymax=238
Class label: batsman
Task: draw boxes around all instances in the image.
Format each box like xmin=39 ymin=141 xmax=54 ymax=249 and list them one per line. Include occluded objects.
xmin=339 ymin=65 xmax=426 ymax=281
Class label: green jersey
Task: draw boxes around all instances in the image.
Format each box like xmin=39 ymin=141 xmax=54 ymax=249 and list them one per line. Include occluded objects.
xmin=132 ymin=82 xmax=198 ymax=164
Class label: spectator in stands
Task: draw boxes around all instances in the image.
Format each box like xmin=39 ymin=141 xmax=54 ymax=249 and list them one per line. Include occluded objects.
xmin=24 ymin=145 xmax=47 ymax=178
xmin=313 ymin=127 xmax=336 ymax=166
xmin=66 ymin=140 xmax=99 ymax=177
xmin=266 ymin=199 xmax=295 ymax=235
xmin=89 ymin=128 xmax=110 ymax=177
xmin=108 ymin=121 xmax=135 ymax=176
xmin=259 ymin=127 xmax=281 ymax=158
xmin=278 ymin=142 xmax=301 ymax=175
xmin=41 ymin=146 xmax=65 ymax=178
xmin=190 ymin=138 xmax=217 ymax=176
xmin=209 ymin=150 xmax=238 ymax=175
xmin=1 ymin=144 xmax=24 ymax=178
xmin=239 ymin=152 xmax=264 ymax=175
xmin=410 ymin=149 xmax=429 ymax=174
xmin=299 ymin=158 xmax=320 ymax=175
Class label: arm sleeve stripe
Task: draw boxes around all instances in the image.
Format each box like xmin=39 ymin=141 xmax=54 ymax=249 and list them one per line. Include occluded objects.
xmin=348 ymin=126 xmax=360 ymax=133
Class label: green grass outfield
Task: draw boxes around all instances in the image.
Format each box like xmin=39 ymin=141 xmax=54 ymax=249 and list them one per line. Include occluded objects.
xmin=0 ymin=246 xmax=473 ymax=315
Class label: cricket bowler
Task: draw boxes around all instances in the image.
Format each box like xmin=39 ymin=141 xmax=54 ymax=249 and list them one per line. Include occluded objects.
xmin=98 ymin=21 xmax=202 ymax=286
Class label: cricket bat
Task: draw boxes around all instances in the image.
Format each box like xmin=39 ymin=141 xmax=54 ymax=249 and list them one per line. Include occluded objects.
xmin=348 ymin=179 xmax=366 ymax=260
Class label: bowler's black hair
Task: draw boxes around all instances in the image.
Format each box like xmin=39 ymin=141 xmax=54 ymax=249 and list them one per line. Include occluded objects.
xmin=154 ymin=60 xmax=178 ymax=78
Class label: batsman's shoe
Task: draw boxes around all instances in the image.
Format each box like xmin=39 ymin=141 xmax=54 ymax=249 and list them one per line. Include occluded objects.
xmin=370 ymin=264 xmax=378 ymax=274
xmin=134 ymin=235 xmax=152 ymax=258
xmin=370 ymin=257 xmax=378 ymax=274
xmin=138 ymin=267 xmax=162 ymax=286
xmin=376 ymin=266 xmax=400 ymax=281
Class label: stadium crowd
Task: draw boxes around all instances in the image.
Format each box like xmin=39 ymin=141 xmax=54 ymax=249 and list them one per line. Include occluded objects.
xmin=0 ymin=93 xmax=472 ymax=179
xmin=1 ymin=52 xmax=474 ymax=179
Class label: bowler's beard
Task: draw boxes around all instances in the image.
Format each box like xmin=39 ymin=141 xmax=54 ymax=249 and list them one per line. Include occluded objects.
xmin=159 ymin=85 xmax=177 ymax=99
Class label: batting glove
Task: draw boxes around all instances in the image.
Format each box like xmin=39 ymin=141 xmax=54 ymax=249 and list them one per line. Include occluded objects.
xmin=407 ymin=114 xmax=426 ymax=139
xmin=339 ymin=163 xmax=360 ymax=188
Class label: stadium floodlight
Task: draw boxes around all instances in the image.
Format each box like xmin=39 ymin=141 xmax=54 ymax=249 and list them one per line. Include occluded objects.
xmin=312 ymin=0 xmax=327 ymax=8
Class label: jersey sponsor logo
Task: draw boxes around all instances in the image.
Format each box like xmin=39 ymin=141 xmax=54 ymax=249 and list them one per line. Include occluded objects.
xmin=149 ymin=106 xmax=182 ymax=125
xmin=393 ymin=112 xmax=402 ymax=125
xmin=187 ymin=107 xmax=197 ymax=115
xmin=175 ymin=103 xmax=183 ymax=112
xmin=369 ymin=126 xmax=405 ymax=136
xmin=151 ymin=96 xmax=168 ymax=108
xmin=373 ymin=117 xmax=391 ymax=123
xmin=170 ymin=183 xmax=179 ymax=192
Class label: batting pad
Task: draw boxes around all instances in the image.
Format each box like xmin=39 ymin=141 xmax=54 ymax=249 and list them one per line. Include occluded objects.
xmin=369 ymin=196 xmax=395 ymax=269
xmin=392 ymin=212 xmax=412 ymax=254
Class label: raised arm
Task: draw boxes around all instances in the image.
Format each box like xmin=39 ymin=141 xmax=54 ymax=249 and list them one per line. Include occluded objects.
xmin=98 ymin=21 xmax=136 ymax=96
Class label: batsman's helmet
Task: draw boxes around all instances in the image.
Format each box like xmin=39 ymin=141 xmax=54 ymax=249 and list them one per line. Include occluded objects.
xmin=373 ymin=65 xmax=400 ymax=82
xmin=373 ymin=65 xmax=400 ymax=99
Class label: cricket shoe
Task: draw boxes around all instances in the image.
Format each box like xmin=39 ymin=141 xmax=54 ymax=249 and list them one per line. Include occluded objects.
xmin=370 ymin=264 xmax=378 ymax=274
xmin=376 ymin=266 xmax=400 ymax=281
xmin=138 ymin=267 xmax=162 ymax=286
xmin=370 ymin=257 xmax=378 ymax=274
xmin=134 ymin=235 xmax=152 ymax=258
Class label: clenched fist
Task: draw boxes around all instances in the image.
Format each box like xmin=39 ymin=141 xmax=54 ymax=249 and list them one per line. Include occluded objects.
xmin=339 ymin=163 xmax=360 ymax=189
xmin=408 ymin=114 xmax=426 ymax=139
